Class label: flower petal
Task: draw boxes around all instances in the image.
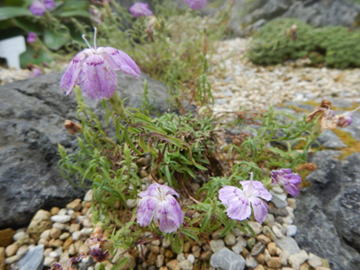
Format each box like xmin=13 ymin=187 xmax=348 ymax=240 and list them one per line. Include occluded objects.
xmin=226 ymin=196 xmax=251 ymax=221
xmin=100 ymin=47 xmax=141 ymax=77
xmin=137 ymin=196 xmax=157 ymax=227
xmin=183 ymin=0 xmax=207 ymax=10
xmin=60 ymin=50 xmax=88 ymax=95
xmin=129 ymin=3 xmax=153 ymax=17
xmin=156 ymin=199 xmax=183 ymax=233
xmin=29 ymin=1 xmax=46 ymax=16
xmin=219 ymin=186 xmax=244 ymax=207
xmin=241 ymin=181 xmax=272 ymax=201
xmin=250 ymin=197 xmax=268 ymax=223
xmin=79 ymin=54 xmax=117 ymax=100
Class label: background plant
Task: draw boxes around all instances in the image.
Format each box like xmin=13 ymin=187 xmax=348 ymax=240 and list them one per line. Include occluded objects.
xmin=248 ymin=18 xmax=360 ymax=68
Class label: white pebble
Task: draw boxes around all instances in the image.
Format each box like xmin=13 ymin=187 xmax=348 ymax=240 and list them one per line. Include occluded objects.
xmin=80 ymin=228 xmax=93 ymax=235
xmin=72 ymin=231 xmax=82 ymax=241
xmin=13 ymin=231 xmax=28 ymax=242
xmin=51 ymin=215 xmax=71 ymax=223
xmin=286 ymin=225 xmax=297 ymax=236
xmin=187 ymin=254 xmax=195 ymax=264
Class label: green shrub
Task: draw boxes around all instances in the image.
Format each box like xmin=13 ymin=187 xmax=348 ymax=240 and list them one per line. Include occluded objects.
xmin=247 ymin=18 xmax=360 ymax=68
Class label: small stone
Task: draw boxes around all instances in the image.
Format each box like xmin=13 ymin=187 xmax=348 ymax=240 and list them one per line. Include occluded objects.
xmin=167 ymin=259 xmax=180 ymax=270
xmin=256 ymin=253 xmax=265 ymax=264
xmin=308 ymin=253 xmax=323 ymax=268
xmin=267 ymin=257 xmax=282 ymax=268
xmin=246 ymin=256 xmax=258 ymax=268
xmin=49 ymin=251 xmax=60 ymax=258
xmin=272 ymin=186 xmax=284 ymax=194
xmin=51 ymin=215 xmax=71 ymax=224
xmin=267 ymin=242 xmax=278 ymax=256
xmin=69 ymin=223 xmax=81 ymax=233
xmin=254 ymin=265 xmax=265 ymax=270
xmin=272 ymin=224 xmax=284 ymax=238
xmin=50 ymin=207 xmax=60 ymax=215
xmin=164 ymin=249 xmax=173 ymax=258
xmin=211 ymin=230 xmax=222 ymax=240
xmin=5 ymin=255 xmax=19 ymax=264
xmin=59 ymin=232 xmax=70 ymax=240
xmin=300 ymin=263 xmax=310 ymax=270
xmin=27 ymin=210 xmax=51 ymax=239
xmin=68 ymin=244 xmax=76 ymax=256
xmin=287 ymin=198 xmax=296 ymax=209
xmin=251 ymin=242 xmax=265 ymax=256
xmin=5 ymin=242 xmax=19 ymax=257
xmin=84 ymin=190 xmax=93 ymax=201
xmin=224 ymin=233 xmax=236 ymax=246
xmin=16 ymin=245 xmax=44 ymax=270
xmin=126 ymin=199 xmax=137 ymax=208
xmin=200 ymin=250 xmax=212 ymax=261
xmin=210 ymin=247 xmax=245 ymax=270
xmin=183 ymin=242 xmax=191 ymax=253
xmin=247 ymin=238 xmax=256 ymax=249
xmin=187 ymin=254 xmax=195 ymax=264
xmin=275 ymin=237 xmax=300 ymax=255
xmin=50 ymin=228 xmax=61 ymax=239
xmin=280 ymin=250 xmax=289 ymax=265
xmin=256 ymin=234 xmax=271 ymax=244
xmin=232 ymin=228 xmax=243 ymax=237
xmin=44 ymin=256 xmax=55 ymax=267
xmin=13 ymin=231 xmax=28 ymax=242
xmin=315 ymin=267 xmax=331 ymax=270
xmin=72 ymin=231 xmax=82 ymax=241
xmin=271 ymin=192 xmax=288 ymax=208
xmin=16 ymin=245 xmax=29 ymax=257
xmin=179 ymin=260 xmax=192 ymax=270
xmin=177 ymin=253 xmax=186 ymax=262
xmin=265 ymin=214 xmax=275 ymax=226
xmin=80 ymin=228 xmax=93 ymax=236
xmin=191 ymin=246 xmax=201 ymax=258
xmin=82 ymin=218 xmax=92 ymax=228
xmin=262 ymin=226 xmax=275 ymax=240
xmin=210 ymin=239 xmax=225 ymax=252
xmin=40 ymin=230 xmax=51 ymax=240
xmin=0 ymin=228 xmax=15 ymax=247
xmin=156 ymin=254 xmax=165 ymax=267
xmin=286 ymin=225 xmax=297 ymax=237
xmin=288 ymin=250 xmax=308 ymax=270
xmin=67 ymin=199 xmax=82 ymax=211
xmin=162 ymin=238 xmax=171 ymax=248
xmin=49 ymin=239 xmax=63 ymax=248
xmin=79 ymin=244 xmax=89 ymax=254
xmin=150 ymin=245 xmax=160 ymax=254
xmin=53 ymin=223 xmax=66 ymax=230
xmin=232 ymin=237 xmax=246 ymax=254
xmin=248 ymin=221 xmax=262 ymax=235
xmin=63 ymin=237 xmax=73 ymax=249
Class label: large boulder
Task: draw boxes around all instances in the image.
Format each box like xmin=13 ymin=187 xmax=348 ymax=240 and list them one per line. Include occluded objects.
xmin=0 ymin=72 xmax=172 ymax=229
xmin=294 ymin=106 xmax=360 ymax=270
xmin=229 ymin=0 xmax=360 ymax=36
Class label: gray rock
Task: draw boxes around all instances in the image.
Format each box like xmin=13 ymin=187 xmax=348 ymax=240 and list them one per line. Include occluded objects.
xmin=0 ymin=72 xmax=172 ymax=229
xmin=270 ymin=191 xmax=288 ymax=208
xmin=295 ymin=152 xmax=360 ymax=270
xmin=228 ymin=0 xmax=360 ymax=37
xmin=317 ymin=130 xmax=347 ymax=149
xmin=275 ymin=237 xmax=300 ymax=255
xmin=210 ymin=247 xmax=245 ymax=270
xmin=17 ymin=245 xmax=44 ymax=270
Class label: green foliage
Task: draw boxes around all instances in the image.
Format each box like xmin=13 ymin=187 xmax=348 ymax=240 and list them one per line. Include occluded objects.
xmin=59 ymin=92 xmax=317 ymax=258
xmin=0 ymin=0 xmax=90 ymax=66
xmin=248 ymin=18 xmax=360 ymax=68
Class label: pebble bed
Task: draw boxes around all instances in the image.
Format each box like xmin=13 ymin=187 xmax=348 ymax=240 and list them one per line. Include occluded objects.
xmin=208 ymin=38 xmax=360 ymax=114
xmin=0 ymin=184 xmax=331 ymax=270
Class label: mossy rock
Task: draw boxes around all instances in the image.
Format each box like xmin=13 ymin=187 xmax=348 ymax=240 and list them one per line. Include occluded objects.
xmin=247 ymin=18 xmax=360 ymax=68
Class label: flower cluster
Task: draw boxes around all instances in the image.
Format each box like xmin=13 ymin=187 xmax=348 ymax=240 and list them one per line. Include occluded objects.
xmin=29 ymin=0 xmax=56 ymax=16
xmin=184 ymin=0 xmax=207 ymax=10
xmin=219 ymin=180 xmax=272 ymax=223
xmin=129 ymin=2 xmax=153 ymax=17
xmin=271 ymin=169 xmax=302 ymax=197
xmin=137 ymin=183 xmax=184 ymax=233
xmin=60 ymin=29 xmax=140 ymax=100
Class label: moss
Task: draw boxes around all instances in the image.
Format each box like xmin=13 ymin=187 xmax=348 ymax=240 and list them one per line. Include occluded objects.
xmin=248 ymin=18 xmax=360 ymax=68
xmin=332 ymin=129 xmax=360 ymax=159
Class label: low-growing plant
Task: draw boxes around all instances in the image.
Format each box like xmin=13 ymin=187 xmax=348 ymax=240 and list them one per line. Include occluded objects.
xmin=248 ymin=18 xmax=360 ymax=68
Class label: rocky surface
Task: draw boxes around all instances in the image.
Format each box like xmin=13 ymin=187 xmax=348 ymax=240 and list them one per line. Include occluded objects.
xmin=0 ymin=72 xmax=171 ymax=229
xmin=229 ymin=0 xmax=360 ymax=37
xmin=290 ymin=100 xmax=360 ymax=270
xmin=207 ymin=38 xmax=360 ymax=115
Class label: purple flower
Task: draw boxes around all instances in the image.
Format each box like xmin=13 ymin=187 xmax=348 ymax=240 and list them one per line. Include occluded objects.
xmin=219 ymin=180 xmax=272 ymax=224
xmin=137 ymin=183 xmax=184 ymax=233
xmin=31 ymin=67 xmax=42 ymax=78
xmin=271 ymin=169 xmax=302 ymax=197
xmin=129 ymin=2 xmax=153 ymax=17
xmin=29 ymin=0 xmax=55 ymax=16
xmin=27 ymin=32 xmax=38 ymax=43
xmin=60 ymin=29 xmax=140 ymax=100
xmin=183 ymin=0 xmax=207 ymax=10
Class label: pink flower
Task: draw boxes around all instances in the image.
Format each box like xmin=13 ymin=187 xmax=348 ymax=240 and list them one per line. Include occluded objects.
xmin=29 ymin=0 xmax=55 ymax=16
xmin=183 ymin=0 xmax=207 ymax=10
xmin=31 ymin=67 xmax=42 ymax=77
xmin=219 ymin=180 xmax=272 ymax=224
xmin=27 ymin=32 xmax=38 ymax=43
xmin=137 ymin=183 xmax=184 ymax=233
xmin=60 ymin=29 xmax=140 ymax=100
xmin=271 ymin=169 xmax=302 ymax=197
xmin=129 ymin=2 xmax=153 ymax=17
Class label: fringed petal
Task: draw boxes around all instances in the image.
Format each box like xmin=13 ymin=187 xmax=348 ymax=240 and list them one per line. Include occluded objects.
xmin=250 ymin=197 xmax=268 ymax=223
xmin=137 ymin=196 xmax=157 ymax=227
